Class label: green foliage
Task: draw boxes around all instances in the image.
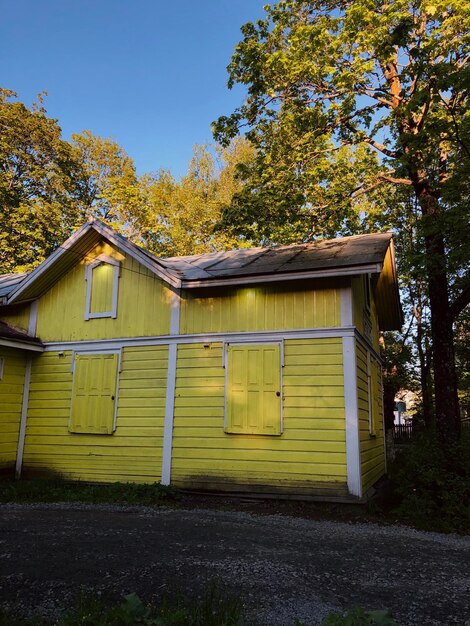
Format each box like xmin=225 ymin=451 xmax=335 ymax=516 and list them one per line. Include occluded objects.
xmin=0 ymin=89 xmax=81 ymax=272
xmin=0 ymin=585 xmax=246 ymax=626
xmin=138 ymin=139 xmax=256 ymax=257
xmin=213 ymin=0 xmax=470 ymax=437
xmin=0 ymin=89 xmax=257 ymax=274
xmin=389 ymin=429 xmax=470 ymax=532
xmin=321 ymin=607 xmax=399 ymax=626
xmin=0 ymin=478 xmax=178 ymax=506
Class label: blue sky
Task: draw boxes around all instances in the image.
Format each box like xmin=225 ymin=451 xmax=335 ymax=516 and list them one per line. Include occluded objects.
xmin=0 ymin=0 xmax=266 ymax=177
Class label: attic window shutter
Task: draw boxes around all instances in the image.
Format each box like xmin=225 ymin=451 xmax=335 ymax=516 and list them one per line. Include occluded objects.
xmin=84 ymin=255 xmax=120 ymax=320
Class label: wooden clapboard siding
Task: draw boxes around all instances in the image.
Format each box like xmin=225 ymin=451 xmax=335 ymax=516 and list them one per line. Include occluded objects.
xmin=180 ymin=280 xmax=340 ymax=334
xmin=36 ymin=242 xmax=172 ymax=342
xmin=0 ymin=347 xmax=26 ymax=469
xmin=356 ymin=342 xmax=385 ymax=493
xmin=22 ymin=346 xmax=168 ymax=482
xmin=171 ymin=339 xmax=348 ymax=497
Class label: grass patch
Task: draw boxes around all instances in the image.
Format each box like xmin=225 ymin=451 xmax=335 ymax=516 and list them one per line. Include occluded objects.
xmin=0 ymin=585 xmax=246 ymax=626
xmin=0 ymin=477 xmax=178 ymax=506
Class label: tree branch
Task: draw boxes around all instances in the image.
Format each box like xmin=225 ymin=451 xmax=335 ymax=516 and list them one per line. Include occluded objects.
xmin=450 ymin=283 xmax=470 ymax=321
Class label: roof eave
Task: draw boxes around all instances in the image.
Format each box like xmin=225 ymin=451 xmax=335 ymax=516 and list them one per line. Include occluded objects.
xmin=0 ymin=338 xmax=44 ymax=352
xmin=6 ymin=221 xmax=94 ymax=304
xmin=181 ymin=262 xmax=384 ymax=289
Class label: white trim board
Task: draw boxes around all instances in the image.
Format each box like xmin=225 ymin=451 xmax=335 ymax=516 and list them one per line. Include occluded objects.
xmin=161 ymin=288 xmax=181 ymax=485
xmin=84 ymin=255 xmax=121 ymax=321
xmin=15 ymin=354 xmax=32 ymax=478
xmin=0 ymin=338 xmax=44 ymax=352
xmin=343 ymin=335 xmax=362 ymax=498
xmin=28 ymin=300 xmax=39 ymax=336
xmin=340 ymin=285 xmax=353 ymax=327
xmin=43 ymin=326 xmax=356 ymax=353
xmin=181 ymin=263 xmax=383 ymax=289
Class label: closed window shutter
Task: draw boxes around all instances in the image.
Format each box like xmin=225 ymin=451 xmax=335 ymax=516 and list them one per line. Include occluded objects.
xmin=90 ymin=263 xmax=115 ymax=315
xmin=70 ymin=354 xmax=118 ymax=434
xmin=226 ymin=344 xmax=281 ymax=435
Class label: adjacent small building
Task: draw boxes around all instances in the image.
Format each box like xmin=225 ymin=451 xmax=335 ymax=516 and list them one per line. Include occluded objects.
xmin=0 ymin=218 xmax=402 ymax=501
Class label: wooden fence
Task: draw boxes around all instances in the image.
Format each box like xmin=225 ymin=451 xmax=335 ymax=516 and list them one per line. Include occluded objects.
xmin=393 ymin=423 xmax=413 ymax=443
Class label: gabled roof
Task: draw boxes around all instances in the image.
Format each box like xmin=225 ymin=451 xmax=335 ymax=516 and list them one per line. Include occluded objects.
xmin=0 ymin=321 xmax=44 ymax=352
xmin=1 ymin=219 xmax=401 ymax=329
xmin=5 ymin=218 xmax=180 ymax=304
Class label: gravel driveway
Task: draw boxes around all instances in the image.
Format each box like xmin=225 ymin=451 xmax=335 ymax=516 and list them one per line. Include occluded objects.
xmin=0 ymin=503 xmax=469 ymax=625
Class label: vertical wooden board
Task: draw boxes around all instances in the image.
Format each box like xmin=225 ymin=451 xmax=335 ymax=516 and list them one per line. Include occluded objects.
xmin=35 ymin=241 xmax=172 ymax=341
xmin=0 ymin=347 xmax=27 ymax=468
xmin=179 ymin=280 xmax=341 ymax=334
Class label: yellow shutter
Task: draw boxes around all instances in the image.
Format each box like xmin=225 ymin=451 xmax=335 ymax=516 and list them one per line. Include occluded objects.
xmin=226 ymin=344 xmax=281 ymax=435
xmin=90 ymin=263 xmax=114 ymax=314
xmin=70 ymin=353 xmax=119 ymax=434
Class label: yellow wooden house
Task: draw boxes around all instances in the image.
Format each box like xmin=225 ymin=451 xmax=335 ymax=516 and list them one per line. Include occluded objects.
xmin=0 ymin=218 xmax=402 ymax=501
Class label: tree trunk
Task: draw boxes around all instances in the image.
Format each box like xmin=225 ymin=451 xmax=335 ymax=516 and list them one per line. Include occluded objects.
xmin=415 ymin=184 xmax=461 ymax=441
xmin=414 ymin=301 xmax=433 ymax=428
xmin=426 ymin=260 xmax=461 ymax=440
xmin=383 ymin=381 xmax=397 ymax=432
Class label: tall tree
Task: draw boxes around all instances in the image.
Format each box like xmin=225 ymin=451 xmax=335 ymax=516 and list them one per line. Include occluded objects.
xmin=0 ymin=89 xmax=80 ymax=272
xmin=214 ymin=0 xmax=470 ymax=440
xmin=138 ymin=140 xmax=256 ymax=257
xmin=71 ymin=130 xmax=142 ymax=234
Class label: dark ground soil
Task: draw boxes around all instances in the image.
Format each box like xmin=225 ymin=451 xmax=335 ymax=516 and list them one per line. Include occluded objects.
xmin=0 ymin=502 xmax=469 ymax=626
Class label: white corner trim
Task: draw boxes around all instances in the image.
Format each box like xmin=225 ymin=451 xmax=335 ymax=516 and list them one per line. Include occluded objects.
xmin=161 ymin=289 xmax=181 ymax=485
xmin=15 ymin=354 xmax=33 ymax=478
xmin=343 ymin=336 xmax=362 ymax=498
xmin=169 ymin=289 xmax=181 ymax=335
xmin=340 ymin=285 xmax=352 ymax=326
xmin=161 ymin=343 xmax=177 ymax=485
xmin=28 ymin=300 xmax=39 ymax=336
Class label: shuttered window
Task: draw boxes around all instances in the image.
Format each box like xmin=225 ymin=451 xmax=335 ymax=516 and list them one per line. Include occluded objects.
xmin=70 ymin=353 xmax=119 ymax=434
xmin=84 ymin=255 xmax=120 ymax=320
xmin=90 ymin=263 xmax=115 ymax=315
xmin=226 ymin=343 xmax=282 ymax=435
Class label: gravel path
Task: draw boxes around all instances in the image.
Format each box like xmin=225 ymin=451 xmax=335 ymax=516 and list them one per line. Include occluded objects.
xmin=0 ymin=503 xmax=469 ymax=625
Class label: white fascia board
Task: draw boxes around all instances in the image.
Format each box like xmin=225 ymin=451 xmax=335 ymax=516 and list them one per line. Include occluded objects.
xmin=42 ymin=326 xmax=355 ymax=353
xmin=7 ymin=222 xmax=93 ymax=304
xmin=180 ymin=263 xmax=383 ymax=289
xmin=7 ymin=221 xmax=181 ymax=305
xmin=0 ymin=338 xmax=44 ymax=352
xmin=91 ymin=221 xmax=181 ymax=289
